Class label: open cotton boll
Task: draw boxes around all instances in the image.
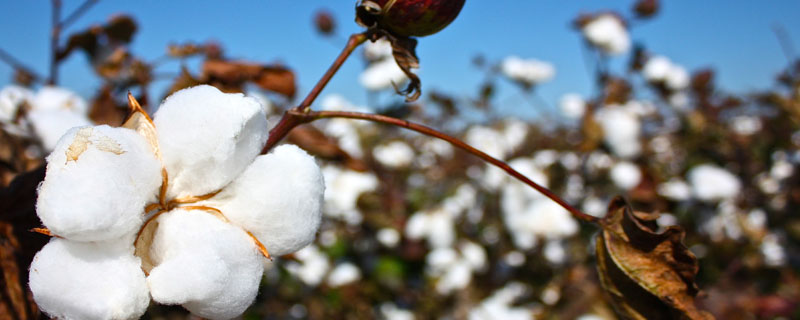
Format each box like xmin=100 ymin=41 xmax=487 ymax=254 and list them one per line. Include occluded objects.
xmin=373 ymin=140 xmax=415 ymax=169
xmin=326 ymin=262 xmax=362 ymax=287
xmin=147 ymin=209 xmax=264 ymax=320
xmin=364 ymin=38 xmax=394 ymax=62
xmin=582 ymin=14 xmax=630 ymax=55
xmin=203 ymin=144 xmax=324 ymax=256
xmin=153 ymin=85 xmax=268 ymax=199
xmin=500 ymin=56 xmax=556 ymax=87
xmin=29 ymin=238 xmax=149 ymax=320
xmin=28 ymin=109 xmax=92 ymax=151
xmin=322 ymin=165 xmax=379 ymax=225
xmin=36 ymin=125 xmax=161 ymax=241
xmin=0 ymin=85 xmax=33 ymax=123
xmin=359 ymin=58 xmax=409 ymax=91
xmin=559 ymin=93 xmax=586 ymax=119
xmin=688 ymin=164 xmax=741 ymax=202
xmin=595 ymin=106 xmax=641 ymax=158
xmin=32 ymin=86 xmax=89 ymax=114
xmin=610 ymin=161 xmax=642 ymax=190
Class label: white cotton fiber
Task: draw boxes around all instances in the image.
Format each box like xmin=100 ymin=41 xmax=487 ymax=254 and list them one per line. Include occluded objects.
xmin=0 ymin=85 xmax=33 ymax=123
xmin=373 ymin=140 xmax=415 ymax=169
xmin=147 ymin=209 xmax=264 ymax=320
xmin=203 ymin=144 xmax=324 ymax=256
xmin=29 ymin=238 xmax=149 ymax=320
xmin=153 ymin=85 xmax=268 ymax=198
xmin=32 ymin=86 xmax=89 ymax=114
xmin=27 ymin=109 xmax=92 ymax=151
xmin=582 ymin=14 xmax=630 ymax=55
xmin=36 ymin=125 xmax=162 ymax=241
xmin=359 ymin=58 xmax=409 ymax=91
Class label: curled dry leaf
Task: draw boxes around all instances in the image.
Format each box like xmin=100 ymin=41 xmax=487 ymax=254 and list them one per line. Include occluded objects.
xmin=385 ymin=35 xmax=421 ymax=102
xmin=596 ymin=197 xmax=714 ymax=320
xmin=202 ymin=60 xmax=296 ymax=98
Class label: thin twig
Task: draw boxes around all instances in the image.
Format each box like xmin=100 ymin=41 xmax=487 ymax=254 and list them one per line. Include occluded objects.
xmin=772 ymin=24 xmax=797 ymax=78
xmin=49 ymin=0 xmax=62 ymax=85
xmin=306 ymin=109 xmax=600 ymax=224
xmin=60 ymin=0 xmax=99 ymax=30
xmin=297 ymin=32 xmax=368 ymax=111
xmin=0 ymin=47 xmax=43 ymax=81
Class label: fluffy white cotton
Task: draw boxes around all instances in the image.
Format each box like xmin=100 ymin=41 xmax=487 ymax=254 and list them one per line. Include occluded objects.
xmin=327 ymin=262 xmax=361 ymax=287
xmin=658 ymin=179 xmax=692 ymax=201
xmin=643 ymin=55 xmax=690 ymax=91
xmin=32 ymin=86 xmax=89 ymax=114
xmin=322 ymin=165 xmax=379 ymax=225
xmin=468 ymin=282 xmax=532 ymax=320
xmin=435 ymin=260 xmax=473 ymax=294
xmin=610 ymin=161 xmax=642 ymax=190
xmin=406 ymin=208 xmax=456 ymax=248
xmin=582 ymin=14 xmax=630 ymax=55
xmin=0 ymin=85 xmax=32 ymax=123
xmin=203 ymin=144 xmax=324 ymax=256
xmin=459 ymin=241 xmax=488 ymax=271
xmin=364 ymin=38 xmax=394 ymax=62
xmin=560 ymin=93 xmax=586 ymax=119
xmin=373 ymin=140 xmax=415 ymax=169
xmin=504 ymin=196 xmax=578 ymax=250
xmin=501 ymin=158 xmax=549 ymax=216
xmin=465 ymin=125 xmax=511 ymax=161
xmin=500 ymin=56 xmax=555 ymax=87
xmin=147 ymin=209 xmax=264 ymax=320
xmin=360 ymin=58 xmax=409 ymax=91
xmin=29 ymin=238 xmax=149 ymax=320
xmin=377 ymin=228 xmax=401 ymax=248
xmin=285 ymin=245 xmax=331 ymax=286
xmin=730 ymin=115 xmax=762 ymax=136
xmin=36 ymin=126 xmax=162 ymax=241
xmin=688 ymin=164 xmax=741 ymax=202
xmin=28 ymin=109 xmax=92 ymax=151
xmin=153 ymin=85 xmax=268 ymax=198
xmin=595 ymin=105 xmax=641 ymax=158
xmin=380 ymin=303 xmax=416 ymax=320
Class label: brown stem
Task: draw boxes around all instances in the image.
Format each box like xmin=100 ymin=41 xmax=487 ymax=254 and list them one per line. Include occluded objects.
xmin=49 ymin=0 xmax=61 ymax=85
xmin=60 ymin=0 xmax=99 ymax=30
xmin=297 ymin=32 xmax=368 ymax=112
xmin=304 ymin=110 xmax=600 ymax=224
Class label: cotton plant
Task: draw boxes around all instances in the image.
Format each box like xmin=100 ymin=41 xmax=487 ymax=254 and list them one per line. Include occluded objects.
xmin=500 ymin=56 xmax=556 ymax=88
xmin=580 ymin=13 xmax=630 ymax=55
xmin=29 ymin=85 xmax=325 ymax=320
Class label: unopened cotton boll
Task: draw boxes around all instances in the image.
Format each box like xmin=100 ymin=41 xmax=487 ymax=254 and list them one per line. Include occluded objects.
xmin=202 ymin=144 xmax=324 ymax=256
xmin=373 ymin=140 xmax=415 ymax=168
xmin=29 ymin=238 xmax=149 ymax=320
xmin=582 ymin=14 xmax=630 ymax=55
xmin=153 ymin=85 xmax=268 ymax=199
xmin=36 ymin=125 xmax=162 ymax=241
xmin=27 ymin=109 xmax=92 ymax=151
xmin=688 ymin=164 xmax=741 ymax=202
xmin=359 ymin=58 xmax=409 ymax=91
xmin=500 ymin=56 xmax=555 ymax=87
xmin=610 ymin=161 xmax=642 ymax=190
xmin=147 ymin=209 xmax=264 ymax=320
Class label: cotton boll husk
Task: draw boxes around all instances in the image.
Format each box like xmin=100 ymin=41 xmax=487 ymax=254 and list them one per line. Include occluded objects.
xmin=27 ymin=109 xmax=92 ymax=151
xmin=359 ymin=58 xmax=409 ymax=91
xmin=203 ymin=144 xmax=324 ymax=256
xmin=0 ymin=85 xmax=33 ymax=123
xmin=36 ymin=125 xmax=161 ymax=241
xmin=147 ymin=209 xmax=264 ymax=320
xmin=32 ymin=86 xmax=89 ymax=114
xmin=29 ymin=237 xmax=149 ymax=320
xmin=153 ymin=85 xmax=268 ymax=198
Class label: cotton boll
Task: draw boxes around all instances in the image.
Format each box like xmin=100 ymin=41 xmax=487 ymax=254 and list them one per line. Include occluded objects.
xmin=610 ymin=161 xmax=642 ymax=190
xmin=658 ymin=179 xmax=691 ymax=201
xmin=377 ymin=228 xmax=401 ymax=248
xmin=327 ymin=262 xmax=361 ymax=287
xmin=29 ymin=238 xmax=149 ymax=320
xmin=359 ymin=58 xmax=409 ymax=91
xmin=465 ymin=126 xmax=508 ymax=160
xmin=688 ymin=164 xmax=741 ymax=202
xmin=32 ymin=86 xmax=88 ymax=114
xmin=595 ymin=106 xmax=641 ymax=158
xmin=468 ymin=282 xmax=532 ymax=320
xmin=153 ymin=85 xmax=268 ymax=198
xmin=582 ymin=14 xmax=630 ymax=55
xmin=380 ymin=303 xmax=416 ymax=320
xmin=364 ymin=38 xmax=394 ymax=62
xmin=500 ymin=56 xmax=555 ymax=87
xmin=27 ymin=109 xmax=92 ymax=151
xmin=203 ymin=144 xmax=324 ymax=256
xmin=0 ymin=85 xmax=33 ymax=123
xmin=37 ymin=126 xmax=161 ymax=241
xmin=147 ymin=209 xmax=264 ymax=320
xmin=322 ymin=166 xmax=379 ymax=225
xmin=459 ymin=241 xmax=487 ymax=271
xmin=559 ymin=93 xmax=586 ymax=119
xmin=373 ymin=140 xmax=415 ymax=169
xmin=285 ymin=245 xmax=331 ymax=286
xmin=436 ymin=260 xmax=472 ymax=294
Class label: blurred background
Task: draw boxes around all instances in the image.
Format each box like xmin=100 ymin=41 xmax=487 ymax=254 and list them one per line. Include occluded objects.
xmin=1 ymin=1 xmax=800 ymax=319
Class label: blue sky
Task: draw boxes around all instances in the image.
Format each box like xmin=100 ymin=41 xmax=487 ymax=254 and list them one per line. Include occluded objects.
xmin=1 ymin=1 xmax=798 ymax=118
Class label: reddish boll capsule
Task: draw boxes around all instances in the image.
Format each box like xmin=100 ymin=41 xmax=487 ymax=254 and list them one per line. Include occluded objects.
xmin=357 ymin=0 xmax=466 ymax=37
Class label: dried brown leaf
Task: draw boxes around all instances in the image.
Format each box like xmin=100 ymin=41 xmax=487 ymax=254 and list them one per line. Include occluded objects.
xmin=287 ymin=126 xmax=367 ymax=172
xmin=387 ymin=35 xmax=421 ymax=102
xmin=88 ymin=86 xmax=127 ymax=126
xmin=202 ymin=60 xmax=296 ymax=98
xmin=596 ymin=197 xmax=714 ymax=320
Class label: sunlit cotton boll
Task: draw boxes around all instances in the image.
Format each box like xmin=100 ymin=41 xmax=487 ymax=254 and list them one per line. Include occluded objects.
xmin=326 ymin=262 xmax=362 ymax=287
xmin=285 ymin=245 xmax=331 ymax=286
xmin=322 ymin=165 xmax=379 ymax=225
xmin=688 ymin=164 xmax=741 ymax=202
xmin=380 ymin=303 xmax=416 ymax=320
xmin=373 ymin=140 xmax=415 ymax=169
xmin=658 ymin=179 xmax=692 ymax=201
xmin=32 ymin=86 xmax=89 ymax=114
xmin=582 ymin=14 xmax=630 ymax=55
xmin=595 ymin=105 xmax=641 ymax=158
xmin=0 ymin=85 xmax=33 ymax=123
xmin=359 ymin=58 xmax=409 ymax=91
xmin=28 ymin=109 xmax=93 ymax=152
xmin=468 ymin=282 xmax=532 ymax=320
xmin=500 ymin=56 xmax=556 ymax=87
xmin=29 ymin=238 xmax=149 ymax=320
xmin=201 ymin=144 xmax=324 ymax=256
xmin=147 ymin=209 xmax=264 ymax=320
xmin=642 ymin=55 xmax=689 ymax=91
xmin=610 ymin=161 xmax=642 ymax=190
xmin=363 ymin=38 xmax=394 ymax=62
xmin=153 ymin=85 xmax=268 ymax=199
xmin=36 ymin=125 xmax=162 ymax=241
xmin=559 ymin=93 xmax=586 ymax=119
